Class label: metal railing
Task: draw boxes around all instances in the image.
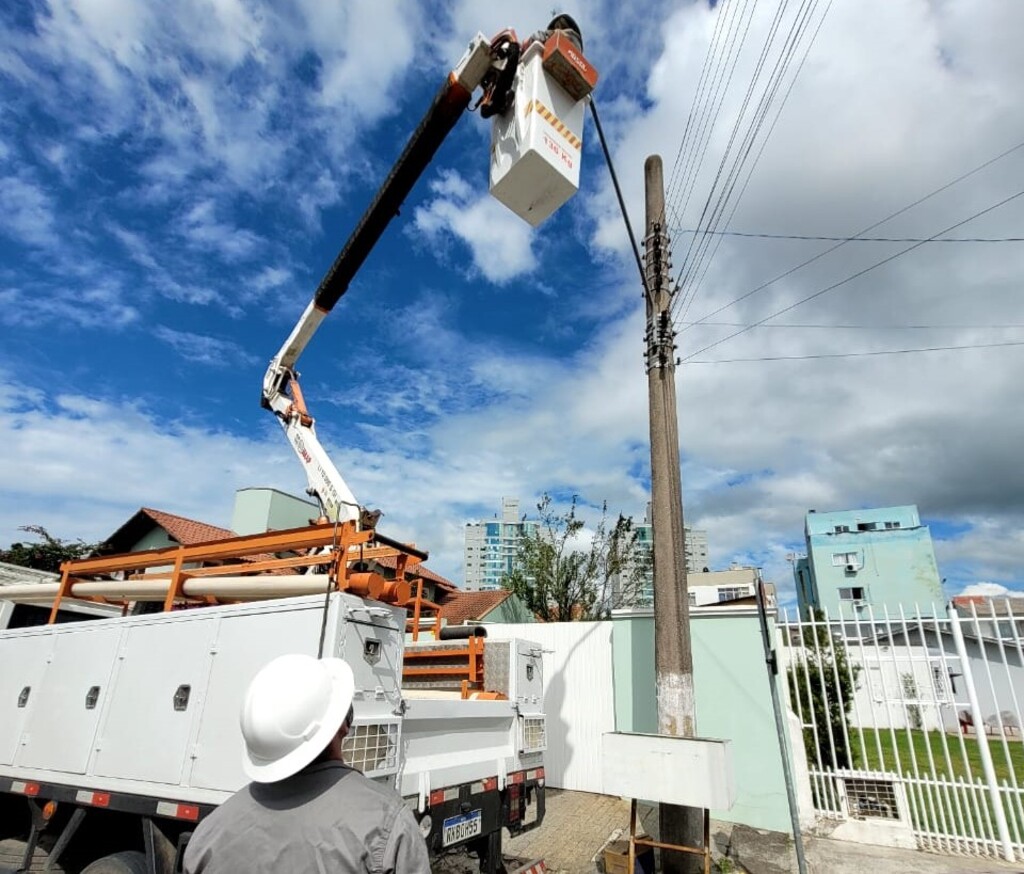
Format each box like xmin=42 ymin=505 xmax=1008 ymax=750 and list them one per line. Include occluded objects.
xmin=778 ymin=600 xmax=1024 ymax=861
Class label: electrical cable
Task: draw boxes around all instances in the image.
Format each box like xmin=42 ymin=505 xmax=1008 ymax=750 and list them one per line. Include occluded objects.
xmin=688 ymin=339 xmax=1024 ymax=364
xmin=589 ymin=99 xmax=649 ymax=299
xmin=669 ymin=0 xmax=761 ymax=230
xmin=666 ymin=0 xmax=733 ymax=201
xmin=679 ymin=0 xmax=820 ymax=288
xmin=675 ymin=0 xmax=827 ymax=323
xmin=317 ymin=514 xmax=342 ymax=659
xmin=680 ymin=136 xmax=1024 ymax=333
xmin=680 ymin=321 xmax=1024 ymax=330
xmin=677 ymin=229 xmax=1024 ymax=243
xmin=682 ymin=187 xmax=1024 ymax=361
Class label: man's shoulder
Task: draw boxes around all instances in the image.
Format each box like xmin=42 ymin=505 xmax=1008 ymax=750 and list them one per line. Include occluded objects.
xmin=318 ymin=764 xmax=406 ymax=811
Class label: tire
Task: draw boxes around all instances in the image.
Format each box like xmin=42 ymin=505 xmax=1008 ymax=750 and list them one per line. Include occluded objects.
xmin=0 ymin=838 xmax=68 ymax=873
xmin=80 ymin=851 xmax=148 ymax=874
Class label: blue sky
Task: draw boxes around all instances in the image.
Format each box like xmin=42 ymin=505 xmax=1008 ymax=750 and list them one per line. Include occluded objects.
xmin=2 ymin=0 xmax=1023 ymax=606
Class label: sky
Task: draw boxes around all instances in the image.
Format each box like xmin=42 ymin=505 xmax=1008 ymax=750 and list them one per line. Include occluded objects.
xmin=1 ymin=0 xmax=1022 ymax=607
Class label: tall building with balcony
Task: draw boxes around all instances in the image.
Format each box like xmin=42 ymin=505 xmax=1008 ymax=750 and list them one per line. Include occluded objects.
xmin=617 ymin=504 xmax=709 ymax=607
xmin=463 ymin=498 xmax=538 ymax=592
xmin=793 ymin=504 xmax=943 ymax=619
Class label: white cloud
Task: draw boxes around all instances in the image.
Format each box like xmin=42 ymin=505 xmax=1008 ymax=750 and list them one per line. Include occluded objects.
xmin=0 ymin=1 xmax=426 ymax=211
xmin=3 ymin=0 xmax=1024 ymax=599
xmin=0 ymin=175 xmax=58 ymax=247
xmin=958 ymin=582 xmax=1011 ymax=598
xmin=0 ymin=382 xmax=294 ymax=547
xmin=251 ymin=266 xmax=292 ymax=293
xmin=154 ymin=326 xmax=258 ymax=368
xmin=412 ymin=170 xmax=537 ymax=283
xmin=177 ymin=199 xmax=264 ymax=262
xmin=0 ymin=277 xmax=139 ymax=330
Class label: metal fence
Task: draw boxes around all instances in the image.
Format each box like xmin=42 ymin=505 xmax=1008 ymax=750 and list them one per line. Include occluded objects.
xmin=778 ymin=600 xmax=1024 ymax=862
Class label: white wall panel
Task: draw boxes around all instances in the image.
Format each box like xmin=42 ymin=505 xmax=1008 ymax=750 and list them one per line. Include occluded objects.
xmin=484 ymin=622 xmax=615 ymax=793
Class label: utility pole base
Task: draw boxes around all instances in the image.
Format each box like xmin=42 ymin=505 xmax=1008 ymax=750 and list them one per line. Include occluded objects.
xmin=658 ymin=804 xmax=709 ymax=874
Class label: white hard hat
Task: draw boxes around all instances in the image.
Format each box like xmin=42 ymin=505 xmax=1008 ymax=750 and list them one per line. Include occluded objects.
xmin=239 ymin=654 xmax=355 ymax=783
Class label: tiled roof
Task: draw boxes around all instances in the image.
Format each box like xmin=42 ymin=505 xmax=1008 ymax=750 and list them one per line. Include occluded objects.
xmin=140 ymin=508 xmax=234 ymax=545
xmin=953 ymin=595 xmax=1024 ymax=615
xmin=437 ymin=590 xmax=511 ymax=624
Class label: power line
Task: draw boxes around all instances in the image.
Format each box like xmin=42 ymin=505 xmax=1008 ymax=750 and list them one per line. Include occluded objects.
xmin=674 ymin=0 xmax=801 ymax=315
xmin=674 ymin=0 xmax=830 ymax=324
xmin=666 ymin=0 xmax=735 ymax=205
xmin=676 ymin=230 xmax=1024 ymax=243
xmin=674 ymin=0 xmax=835 ymax=323
xmin=679 ymin=321 xmax=1024 ymax=330
xmin=679 ymin=135 xmax=1024 ymax=333
xmin=688 ymin=339 xmax=1024 ymax=364
xmin=683 ymin=186 xmax=1024 ymax=361
xmin=667 ymin=0 xmax=759 ymax=225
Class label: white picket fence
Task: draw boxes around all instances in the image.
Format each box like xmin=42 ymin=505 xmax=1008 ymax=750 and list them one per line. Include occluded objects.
xmin=779 ymin=600 xmax=1024 ymax=862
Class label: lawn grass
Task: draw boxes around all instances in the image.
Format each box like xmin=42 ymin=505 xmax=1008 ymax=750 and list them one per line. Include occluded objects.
xmin=831 ymin=728 xmax=1024 ymax=844
xmin=852 ymin=727 xmax=1024 ymax=784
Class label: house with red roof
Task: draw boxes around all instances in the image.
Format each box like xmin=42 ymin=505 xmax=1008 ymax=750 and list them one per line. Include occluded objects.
xmin=100 ymin=497 xmax=463 ymax=605
xmin=435 ymin=589 xmax=535 ymax=626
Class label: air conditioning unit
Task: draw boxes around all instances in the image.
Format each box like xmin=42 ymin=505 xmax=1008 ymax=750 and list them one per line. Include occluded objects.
xmin=845 ymin=562 xmax=860 ymax=573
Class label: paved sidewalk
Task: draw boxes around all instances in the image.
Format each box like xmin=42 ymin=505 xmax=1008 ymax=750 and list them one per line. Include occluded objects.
xmin=500 ymin=789 xmax=1024 ymax=874
xmin=505 ymin=789 xmax=631 ymax=874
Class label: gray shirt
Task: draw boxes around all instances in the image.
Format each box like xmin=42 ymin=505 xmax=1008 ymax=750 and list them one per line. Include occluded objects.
xmin=183 ymin=762 xmax=430 ymax=874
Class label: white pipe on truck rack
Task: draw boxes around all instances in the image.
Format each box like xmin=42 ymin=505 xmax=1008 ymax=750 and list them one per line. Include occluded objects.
xmin=0 ymin=575 xmax=333 ymax=604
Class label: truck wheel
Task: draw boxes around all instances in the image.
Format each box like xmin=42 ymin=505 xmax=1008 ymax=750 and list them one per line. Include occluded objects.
xmin=0 ymin=838 xmax=68 ymax=873
xmin=80 ymin=851 xmax=148 ymax=874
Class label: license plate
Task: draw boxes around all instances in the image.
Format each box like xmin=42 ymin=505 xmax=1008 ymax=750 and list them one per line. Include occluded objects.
xmin=442 ymin=810 xmax=482 ymax=846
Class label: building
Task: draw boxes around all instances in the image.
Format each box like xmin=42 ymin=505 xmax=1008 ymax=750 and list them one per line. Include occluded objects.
xmin=687 ymin=567 xmax=776 ymax=610
xmin=463 ymin=498 xmax=538 ymax=591
xmin=436 ymin=589 xmax=535 ymax=626
xmin=793 ymin=505 xmax=943 ymax=620
xmin=618 ymin=504 xmax=709 ymax=607
xmin=97 ymin=490 xmax=459 ymax=605
xmin=231 ymin=487 xmax=319 ymax=534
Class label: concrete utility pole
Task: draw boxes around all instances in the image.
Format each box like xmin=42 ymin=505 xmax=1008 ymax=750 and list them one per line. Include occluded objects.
xmin=644 ymin=155 xmax=703 ymax=872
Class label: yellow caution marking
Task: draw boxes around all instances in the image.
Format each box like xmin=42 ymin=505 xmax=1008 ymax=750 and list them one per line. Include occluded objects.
xmin=524 ymin=99 xmax=581 ymax=150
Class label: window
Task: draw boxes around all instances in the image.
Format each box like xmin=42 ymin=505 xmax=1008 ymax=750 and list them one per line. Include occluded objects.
xmin=717 ymin=586 xmax=748 ymax=602
xmin=857 ymin=522 xmax=878 ymax=531
xmin=884 ymin=521 xmax=901 ymax=529
xmin=931 ymin=666 xmax=949 ymax=702
xmin=832 ymin=552 xmax=859 ymax=566
xmin=838 ymin=587 xmax=865 ymax=601
xmin=688 ymin=592 xmax=696 ymax=607
xmin=834 ymin=525 xmax=850 ymax=534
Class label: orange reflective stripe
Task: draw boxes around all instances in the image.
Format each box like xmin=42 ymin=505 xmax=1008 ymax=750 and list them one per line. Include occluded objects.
xmin=526 ymin=99 xmax=582 ymax=150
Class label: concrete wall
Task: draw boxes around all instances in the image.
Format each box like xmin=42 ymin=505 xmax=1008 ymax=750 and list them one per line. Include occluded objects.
xmin=612 ymin=609 xmax=793 ymax=833
xmin=487 ymin=611 xmax=796 ymax=834
xmin=231 ymin=488 xmax=318 ymax=535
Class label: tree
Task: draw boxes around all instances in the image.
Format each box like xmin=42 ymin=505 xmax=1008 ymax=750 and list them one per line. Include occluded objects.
xmin=0 ymin=525 xmax=104 ymax=573
xmin=786 ymin=610 xmax=861 ymax=770
xmin=500 ymin=494 xmax=651 ymax=621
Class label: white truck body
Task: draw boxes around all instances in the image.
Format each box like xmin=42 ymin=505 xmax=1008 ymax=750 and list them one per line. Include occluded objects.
xmin=0 ymin=593 xmax=546 ymax=812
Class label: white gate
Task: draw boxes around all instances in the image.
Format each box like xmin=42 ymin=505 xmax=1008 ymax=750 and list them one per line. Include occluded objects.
xmin=779 ymin=600 xmax=1024 ymax=862
xmin=483 ymin=621 xmax=615 ymax=793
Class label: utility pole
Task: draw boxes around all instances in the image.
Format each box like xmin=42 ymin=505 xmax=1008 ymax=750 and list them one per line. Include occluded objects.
xmin=644 ymin=155 xmax=703 ymax=872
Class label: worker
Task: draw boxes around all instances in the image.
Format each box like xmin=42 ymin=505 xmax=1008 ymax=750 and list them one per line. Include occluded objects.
xmin=183 ymin=653 xmax=430 ymax=874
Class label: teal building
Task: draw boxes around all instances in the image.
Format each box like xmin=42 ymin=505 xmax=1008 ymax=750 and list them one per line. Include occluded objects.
xmin=793 ymin=505 xmax=943 ymax=619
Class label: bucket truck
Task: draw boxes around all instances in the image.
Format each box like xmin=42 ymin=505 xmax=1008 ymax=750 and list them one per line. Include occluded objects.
xmin=0 ymin=16 xmax=597 ymax=874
